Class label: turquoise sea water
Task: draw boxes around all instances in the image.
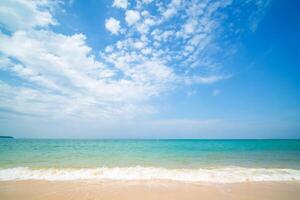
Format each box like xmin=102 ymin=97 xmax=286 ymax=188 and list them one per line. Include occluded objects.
xmin=0 ymin=139 xmax=300 ymax=182
xmin=1 ymin=139 xmax=299 ymax=169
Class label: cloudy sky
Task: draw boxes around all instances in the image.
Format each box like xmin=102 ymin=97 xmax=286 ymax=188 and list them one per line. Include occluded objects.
xmin=0 ymin=0 xmax=299 ymax=138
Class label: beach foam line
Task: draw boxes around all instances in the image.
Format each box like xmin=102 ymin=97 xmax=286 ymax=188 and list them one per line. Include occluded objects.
xmin=0 ymin=167 xmax=300 ymax=183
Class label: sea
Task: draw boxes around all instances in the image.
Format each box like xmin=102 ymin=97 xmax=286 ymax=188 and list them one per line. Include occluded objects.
xmin=0 ymin=139 xmax=300 ymax=183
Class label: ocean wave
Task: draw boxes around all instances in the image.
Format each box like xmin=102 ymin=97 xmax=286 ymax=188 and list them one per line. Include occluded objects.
xmin=0 ymin=167 xmax=300 ymax=183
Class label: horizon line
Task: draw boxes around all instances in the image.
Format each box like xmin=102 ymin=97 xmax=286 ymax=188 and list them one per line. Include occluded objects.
xmin=2 ymin=137 xmax=300 ymax=140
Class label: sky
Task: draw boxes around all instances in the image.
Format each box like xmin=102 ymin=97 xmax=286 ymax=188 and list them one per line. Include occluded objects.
xmin=0 ymin=0 xmax=299 ymax=139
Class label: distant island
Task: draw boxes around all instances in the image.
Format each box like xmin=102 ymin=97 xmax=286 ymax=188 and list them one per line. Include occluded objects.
xmin=0 ymin=136 xmax=14 ymax=139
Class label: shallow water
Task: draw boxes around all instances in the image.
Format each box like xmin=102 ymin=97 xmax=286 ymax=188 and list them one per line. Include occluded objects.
xmin=0 ymin=139 xmax=300 ymax=182
xmin=1 ymin=139 xmax=300 ymax=168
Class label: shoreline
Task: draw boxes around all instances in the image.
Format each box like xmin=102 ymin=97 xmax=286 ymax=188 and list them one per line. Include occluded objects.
xmin=1 ymin=180 xmax=300 ymax=200
xmin=1 ymin=166 xmax=300 ymax=183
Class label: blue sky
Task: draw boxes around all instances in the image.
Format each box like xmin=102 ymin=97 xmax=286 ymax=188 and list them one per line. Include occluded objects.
xmin=0 ymin=0 xmax=299 ymax=138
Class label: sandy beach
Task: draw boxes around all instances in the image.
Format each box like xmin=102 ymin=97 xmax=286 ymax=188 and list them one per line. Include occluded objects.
xmin=1 ymin=180 xmax=300 ymax=200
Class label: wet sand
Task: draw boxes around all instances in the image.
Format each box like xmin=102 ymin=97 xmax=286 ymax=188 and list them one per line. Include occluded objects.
xmin=0 ymin=180 xmax=300 ymax=200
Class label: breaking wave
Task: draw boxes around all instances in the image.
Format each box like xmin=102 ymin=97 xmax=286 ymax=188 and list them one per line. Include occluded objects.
xmin=0 ymin=166 xmax=300 ymax=183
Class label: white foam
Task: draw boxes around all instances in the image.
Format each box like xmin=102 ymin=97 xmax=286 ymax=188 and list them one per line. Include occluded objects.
xmin=0 ymin=167 xmax=300 ymax=183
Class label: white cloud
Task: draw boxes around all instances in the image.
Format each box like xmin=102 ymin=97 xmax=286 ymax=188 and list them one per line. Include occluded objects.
xmin=105 ymin=17 xmax=121 ymax=35
xmin=183 ymin=20 xmax=197 ymax=35
xmin=105 ymin=45 xmax=113 ymax=52
xmin=142 ymin=0 xmax=153 ymax=4
xmin=190 ymin=75 xmax=231 ymax=84
xmin=0 ymin=1 xmax=177 ymax=120
xmin=0 ymin=0 xmax=56 ymax=31
xmin=133 ymin=41 xmax=145 ymax=49
xmin=112 ymin=0 xmax=128 ymax=9
xmin=141 ymin=48 xmax=151 ymax=55
xmin=136 ymin=15 xmax=156 ymax=34
xmin=162 ymin=0 xmax=182 ymax=19
xmin=0 ymin=30 xmax=160 ymax=119
xmin=159 ymin=30 xmax=174 ymax=42
xmin=125 ymin=10 xmax=140 ymax=26
xmin=0 ymin=0 xmax=271 ymax=123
